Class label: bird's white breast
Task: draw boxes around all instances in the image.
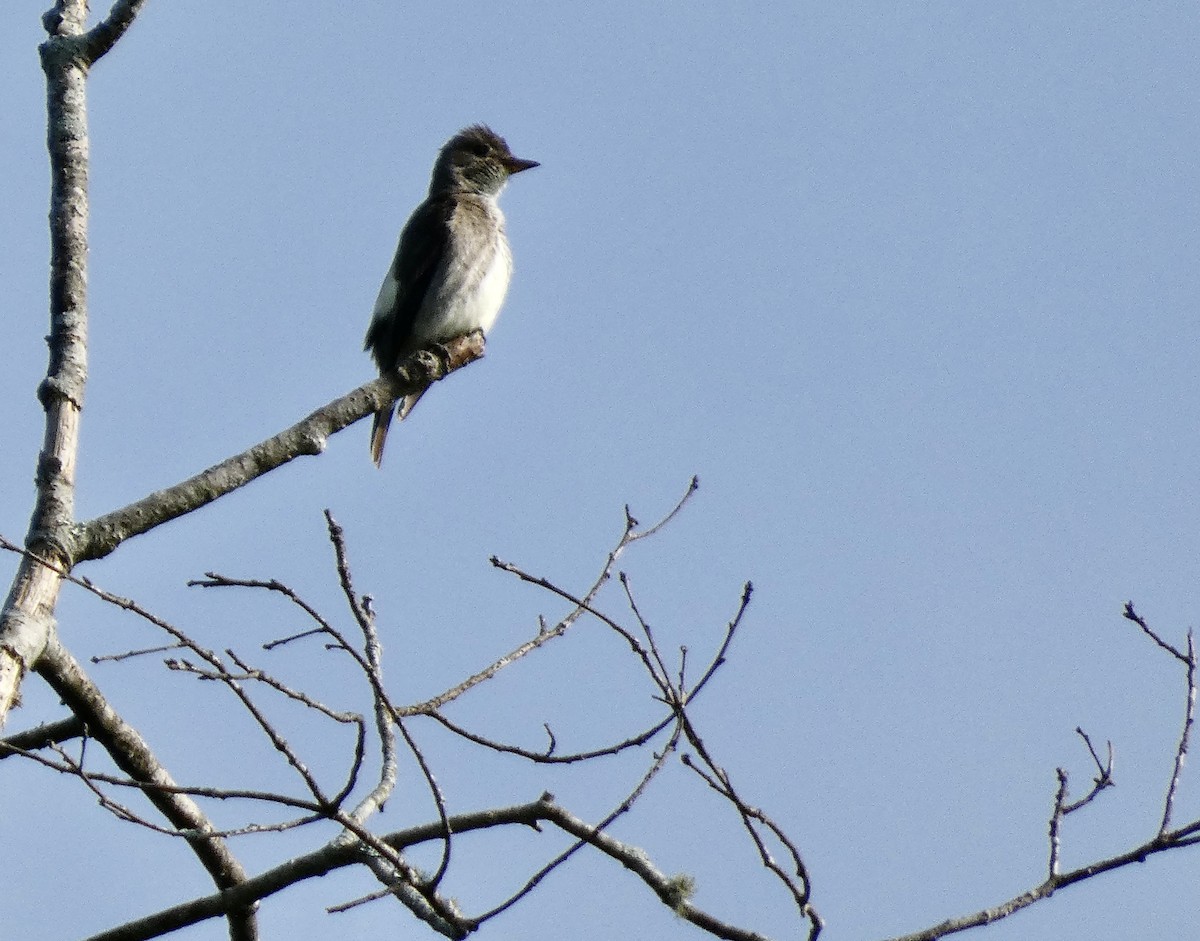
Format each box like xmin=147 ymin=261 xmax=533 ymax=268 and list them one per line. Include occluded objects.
xmin=463 ymin=236 xmax=512 ymax=335
xmin=414 ymin=196 xmax=513 ymax=345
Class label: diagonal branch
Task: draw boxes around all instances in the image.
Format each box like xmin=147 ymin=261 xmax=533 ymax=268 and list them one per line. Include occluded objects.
xmin=883 ymin=605 xmax=1200 ymax=941
xmin=34 ymin=634 xmax=257 ymax=941
xmin=81 ymin=0 xmax=150 ymax=63
xmin=407 ymin=483 xmax=696 ymax=715
xmin=539 ymin=800 xmax=776 ymax=941
xmin=882 ymin=827 xmax=1199 ymax=941
xmin=81 ymin=800 xmax=554 ymax=941
xmin=84 ymin=794 xmax=784 ymax=941
xmin=476 ymin=728 xmax=683 ymax=926
xmin=70 ymin=333 xmax=484 ymax=563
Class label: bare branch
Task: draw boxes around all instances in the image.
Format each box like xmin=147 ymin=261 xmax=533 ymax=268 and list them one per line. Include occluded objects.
xmin=0 ymin=714 xmax=84 ymax=758
xmin=34 ymin=635 xmax=256 ymax=938
xmin=423 ymin=533 xmax=746 ymax=765
xmin=1060 ymin=728 xmax=1113 ymax=815
xmin=1047 ymin=767 xmax=1069 ymax=878
xmin=188 ymin=525 xmax=408 ymax=823
xmin=490 ymin=556 xmax=667 ymax=690
xmin=407 ymin=615 xmax=580 ymax=712
xmin=8 ymin=487 xmax=790 ymax=941
xmin=180 ymin=522 xmax=470 ymax=929
xmin=620 ymin=571 xmax=673 ymax=691
xmin=163 ymin=653 xmax=333 ymax=805
xmin=409 ymin=481 xmax=703 ymax=715
xmin=476 ymin=733 xmax=682 ymax=925
xmin=191 ymin=572 xmax=342 ymax=639
xmin=39 ymin=740 xmax=328 ymax=841
xmin=70 ymin=333 xmax=485 ymax=563
xmin=0 ymin=0 xmax=96 ymax=727
xmin=328 ymin=517 xmax=430 ymax=818
xmin=1161 ymin=630 xmax=1196 ymax=833
xmin=424 ymin=707 xmax=674 ymax=762
xmin=6 ymin=739 xmax=332 ymax=822
xmin=680 ymin=720 xmax=816 ymax=931
xmin=319 ymin=511 xmax=404 ymax=824
xmin=220 ymin=649 xmax=364 ymax=725
xmin=80 ymin=801 xmax=551 ymax=941
xmin=883 ymin=608 xmax=1200 ymax=941
xmin=881 ymin=824 xmax=1200 ymax=941
xmin=1123 ymin=601 xmax=1188 ymax=663
xmin=81 ymin=0 xmax=150 ymax=63
xmin=1073 ymin=728 xmax=1113 ymax=784
xmin=627 ymin=475 xmax=700 ymax=541
xmin=535 ymin=798 xmax=780 ymax=941
xmin=683 ymin=581 xmax=753 ymax=700
xmin=93 ymin=641 xmax=187 ymax=662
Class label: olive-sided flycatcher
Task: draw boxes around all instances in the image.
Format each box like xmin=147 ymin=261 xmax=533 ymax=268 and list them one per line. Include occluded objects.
xmin=364 ymin=125 xmax=538 ymax=465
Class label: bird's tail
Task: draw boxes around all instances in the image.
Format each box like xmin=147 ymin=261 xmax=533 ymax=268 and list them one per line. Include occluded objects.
xmin=370 ymin=406 xmax=395 ymax=467
xmin=369 ymin=390 xmax=427 ymax=467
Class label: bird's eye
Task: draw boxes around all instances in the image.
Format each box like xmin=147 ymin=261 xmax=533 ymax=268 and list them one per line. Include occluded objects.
xmin=466 ymin=141 xmax=490 ymax=157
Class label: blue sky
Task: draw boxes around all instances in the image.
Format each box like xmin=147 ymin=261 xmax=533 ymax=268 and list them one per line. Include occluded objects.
xmin=2 ymin=3 xmax=1199 ymax=939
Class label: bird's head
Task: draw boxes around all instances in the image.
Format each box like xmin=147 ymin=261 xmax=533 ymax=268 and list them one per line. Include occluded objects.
xmin=430 ymin=125 xmax=539 ymax=197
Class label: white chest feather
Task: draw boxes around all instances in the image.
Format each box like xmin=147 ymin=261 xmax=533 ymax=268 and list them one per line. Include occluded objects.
xmin=461 ymin=237 xmax=512 ymax=335
xmin=414 ymin=197 xmax=513 ymax=344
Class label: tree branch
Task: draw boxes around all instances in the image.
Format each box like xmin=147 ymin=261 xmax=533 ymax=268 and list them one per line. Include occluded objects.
xmin=34 ymin=634 xmax=258 ymax=940
xmin=84 ymin=794 xmax=783 ymax=941
xmin=0 ymin=714 xmax=84 ymax=757
xmin=70 ymin=333 xmax=484 ymax=563
xmin=882 ymin=604 xmax=1200 ymax=941
xmin=82 ymin=800 xmax=552 ymax=941
xmin=881 ymin=828 xmax=1196 ymax=941
xmin=0 ymin=0 xmax=94 ymax=728
xmin=81 ymin=0 xmax=150 ymax=63
xmin=539 ymin=800 xmax=776 ymax=941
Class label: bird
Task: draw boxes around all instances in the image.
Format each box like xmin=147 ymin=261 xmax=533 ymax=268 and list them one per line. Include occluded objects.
xmin=364 ymin=124 xmax=538 ymax=466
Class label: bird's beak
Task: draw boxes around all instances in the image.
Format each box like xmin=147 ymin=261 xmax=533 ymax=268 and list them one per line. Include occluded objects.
xmin=505 ymin=156 xmax=540 ymax=174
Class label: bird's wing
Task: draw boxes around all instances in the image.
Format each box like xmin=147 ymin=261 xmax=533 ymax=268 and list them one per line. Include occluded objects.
xmin=363 ymin=194 xmax=456 ymax=371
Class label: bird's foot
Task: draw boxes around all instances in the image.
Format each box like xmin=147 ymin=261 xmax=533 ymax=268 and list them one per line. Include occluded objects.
xmin=431 ymin=340 xmax=456 ymax=376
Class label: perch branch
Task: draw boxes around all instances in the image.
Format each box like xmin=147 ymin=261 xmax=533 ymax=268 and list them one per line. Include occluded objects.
xmin=71 ymin=333 xmax=484 ymax=563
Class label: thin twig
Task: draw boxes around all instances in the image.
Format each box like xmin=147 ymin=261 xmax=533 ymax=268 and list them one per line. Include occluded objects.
xmin=413 ymin=485 xmax=701 ymax=713
xmin=92 ymin=641 xmax=187 ymax=663
xmin=491 ymin=557 xmax=666 ymax=689
xmin=1160 ymin=631 xmax=1196 ymax=833
xmin=620 ymin=571 xmax=672 ymax=693
xmin=680 ymin=717 xmax=815 ymax=922
xmin=628 ymin=476 xmax=700 ymax=542
xmin=1060 ymin=728 xmax=1113 ymax=815
xmin=424 ymin=708 xmax=675 ymax=762
xmin=1048 ymin=767 xmax=1069 ymax=878
xmin=885 ymin=608 xmax=1200 ymax=941
xmin=475 ymin=728 xmax=684 ymax=924
xmin=1123 ymin=601 xmax=1188 ymax=663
